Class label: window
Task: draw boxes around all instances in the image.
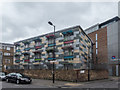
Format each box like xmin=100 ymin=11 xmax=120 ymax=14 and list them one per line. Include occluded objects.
xmin=96 ymin=34 xmax=98 ymax=41
xmin=4 ymin=53 xmax=10 ymax=56
xmin=16 ymin=56 xmax=20 ymax=60
xmin=2 ymin=46 xmax=6 ymax=50
xmin=96 ymin=49 xmax=98 ymax=55
xmin=35 ymin=41 xmax=41 ymax=46
xmin=48 ymin=39 xmax=54 ymax=44
xmin=64 ymin=35 xmax=73 ymax=41
xmin=64 ymin=49 xmax=73 ymax=56
xmin=25 ymin=44 xmax=29 ymax=48
xmin=96 ymin=42 xmax=98 ymax=48
xmin=24 ymin=55 xmax=29 ymax=60
xmin=6 ymin=47 xmax=10 ymax=50
xmin=48 ymin=52 xmax=54 ymax=58
xmin=16 ymin=46 xmax=20 ymax=50
xmin=5 ymin=59 xmax=10 ymax=63
xmin=35 ymin=53 xmax=41 ymax=59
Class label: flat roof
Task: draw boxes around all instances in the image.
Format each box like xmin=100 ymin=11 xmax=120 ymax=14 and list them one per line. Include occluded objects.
xmin=14 ymin=25 xmax=93 ymax=44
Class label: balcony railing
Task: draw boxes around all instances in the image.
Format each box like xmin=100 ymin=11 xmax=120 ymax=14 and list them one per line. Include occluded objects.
xmin=46 ymin=47 xmax=56 ymax=52
xmin=64 ymin=55 xmax=74 ymax=59
xmin=48 ymin=57 xmax=56 ymax=60
xmin=15 ymin=60 xmax=21 ymax=63
xmin=64 ymin=40 xmax=74 ymax=44
xmin=14 ymin=43 xmax=20 ymax=46
xmin=15 ymin=53 xmax=21 ymax=56
xmin=46 ymin=34 xmax=55 ymax=38
xmin=48 ymin=43 xmax=56 ymax=47
xmin=24 ymin=59 xmax=30 ymax=63
xmin=35 ymin=45 xmax=42 ymax=49
xmin=62 ymin=45 xmax=73 ymax=50
xmin=24 ymin=47 xmax=31 ymax=51
xmin=64 ymin=36 xmax=74 ymax=42
xmin=16 ymin=49 xmax=21 ymax=52
xmin=62 ymin=30 xmax=73 ymax=35
xmin=34 ymin=58 xmax=42 ymax=62
xmin=33 ymin=37 xmax=42 ymax=42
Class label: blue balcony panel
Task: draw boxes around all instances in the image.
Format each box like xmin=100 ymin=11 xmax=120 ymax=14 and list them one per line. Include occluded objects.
xmin=16 ymin=49 xmax=21 ymax=52
xmin=64 ymin=56 xmax=74 ymax=59
xmin=48 ymin=44 xmax=56 ymax=47
xmin=24 ymin=48 xmax=30 ymax=51
xmin=48 ymin=58 xmax=56 ymax=60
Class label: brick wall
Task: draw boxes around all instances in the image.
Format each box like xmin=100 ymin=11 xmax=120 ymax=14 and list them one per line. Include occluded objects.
xmin=2 ymin=47 xmax=14 ymax=71
xmin=6 ymin=69 xmax=108 ymax=82
xmin=88 ymin=27 xmax=108 ymax=69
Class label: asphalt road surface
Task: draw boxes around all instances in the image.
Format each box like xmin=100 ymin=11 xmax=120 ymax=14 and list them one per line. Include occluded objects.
xmin=1 ymin=78 xmax=120 ymax=88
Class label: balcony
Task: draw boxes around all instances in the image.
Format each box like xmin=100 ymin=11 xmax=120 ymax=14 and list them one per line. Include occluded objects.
xmin=33 ymin=37 xmax=41 ymax=42
xmin=34 ymin=58 xmax=42 ymax=62
xmin=62 ymin=30 xmax=73 ymax=35
xmin=64 ymin=37 xmax=74 ymax=42
xmin=14 ymin=43 xmax=20 ymax=46
xmin=62 ymin=45 xmax=73 ymax=50
xmin=46 ymin=47 xmax=56 ymax=52
xmin=64 ymin=40 xmax=74 ymax=44
xmin=35 ymin=45 xmax=42 ymax=49
xmin=48 ymin=43 xmax=56 ymax=47
xmin=64 ymin=56 xmax=74 ymax=59
xmin=23 ymin=40 xmax=30 ymax=45
xmin=46 ymin=34 xmax=55 ymax=39
xmin=15 ymin=60 xmax=21 ymax=63
xmin=16 ymin=49 xmax=21 ymax=52
xmin=15 ymin=53 xmax=21 ymax=56
xmin=24 ymin=59 xmax=30 ymax=63
xmin=24 ymin=48 xmax=31 ymax=51
xmin=33 ymin=50 xmax=42 ymax=53
xmin=48 ymin=57 xmax=56 ymax=61
xmin=22 ymin=52 xmax=30 ymax=55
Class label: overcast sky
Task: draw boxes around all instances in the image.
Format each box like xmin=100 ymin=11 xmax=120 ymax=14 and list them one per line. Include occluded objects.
xmin=1 ymin=2 xmax=118 ymax=44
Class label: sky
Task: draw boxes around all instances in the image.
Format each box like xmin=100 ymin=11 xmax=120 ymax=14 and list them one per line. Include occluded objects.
xmin=1 ymin=2 xmax=118 ymax=44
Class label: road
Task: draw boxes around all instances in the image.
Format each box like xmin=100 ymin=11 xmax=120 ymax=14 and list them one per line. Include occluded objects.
xmin=1 ymin=77 xmax=120 ymax=88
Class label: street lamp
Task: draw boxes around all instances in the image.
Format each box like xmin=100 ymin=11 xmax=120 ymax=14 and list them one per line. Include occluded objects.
xmin=48 ymin=21 xmax=56 ymax=83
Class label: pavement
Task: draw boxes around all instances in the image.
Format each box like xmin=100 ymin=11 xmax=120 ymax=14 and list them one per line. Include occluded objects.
xmin=1 ymin=76 xmax=120 ymax=88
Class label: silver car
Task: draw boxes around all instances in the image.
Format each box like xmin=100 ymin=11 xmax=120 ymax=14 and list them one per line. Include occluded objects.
xmin=0 ymin=72 xmax=6 ymax=81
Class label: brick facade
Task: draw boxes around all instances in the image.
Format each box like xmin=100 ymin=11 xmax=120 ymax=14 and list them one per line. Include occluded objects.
xmin=0 ymin=43 xmax=14 ymax=71
xmin=88 ymin=27 xmax=108 ymax=69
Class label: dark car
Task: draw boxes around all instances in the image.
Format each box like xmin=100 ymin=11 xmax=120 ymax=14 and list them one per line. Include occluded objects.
xmin=6 ymin=73 xmax=32 ymax=84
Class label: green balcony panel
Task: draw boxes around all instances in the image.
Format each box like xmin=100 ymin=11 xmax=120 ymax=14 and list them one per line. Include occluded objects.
xmin=35 ymin=58 xmax=42 ymax=61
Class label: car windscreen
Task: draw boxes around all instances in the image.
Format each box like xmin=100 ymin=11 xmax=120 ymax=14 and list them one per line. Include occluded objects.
xmin=0 ymin=73 xmax=5 ymax=76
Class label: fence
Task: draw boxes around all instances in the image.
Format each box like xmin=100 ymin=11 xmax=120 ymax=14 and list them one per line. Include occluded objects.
xmin=5 ymin=69 xmax=108 ymax=82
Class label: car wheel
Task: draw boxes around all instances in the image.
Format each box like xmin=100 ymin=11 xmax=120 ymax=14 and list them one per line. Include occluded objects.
xmin=16 ymin=80 xmax=20 ymax=84
xmin=6 ymin=79 xmax=9 ymax=83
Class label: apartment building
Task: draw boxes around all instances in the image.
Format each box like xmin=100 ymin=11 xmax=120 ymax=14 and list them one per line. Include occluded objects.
xmin=0 ymin=43 xmax=14 ymax=71
xmin=14 ymin=25 xmax=93 ymax=70
xmin=85 ymin=16 xmax=120 ymax=76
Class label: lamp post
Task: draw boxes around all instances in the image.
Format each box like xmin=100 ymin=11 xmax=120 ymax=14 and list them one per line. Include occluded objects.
xmin=48 ymin=21 xmax=56 ymax=83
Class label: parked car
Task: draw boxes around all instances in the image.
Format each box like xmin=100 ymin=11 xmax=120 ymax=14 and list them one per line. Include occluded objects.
xmin=0 ymin=72 xmax=6 ymax=81
xmin=6 ymin=73 xmax=32 ymax=84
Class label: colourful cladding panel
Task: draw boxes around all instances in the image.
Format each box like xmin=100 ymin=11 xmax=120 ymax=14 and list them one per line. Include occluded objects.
xmin=48 ymin=58 xmax=56 ymax=60
xmin=35 ymin=58 xmax=42 ymax=61
xmin=64 ymin=56 xmax=74 ymax=59
xmin=48 ymin=44 xmax=56 ymax=47
xmin=24 ymin=48 xmax=30 ymax=51
xmin=64 ymin=40 xmax=74 ymax=44
xmin=35 ymin=46 xmax=42 ymax=49
xmin=15 ymin=60 xmax=20 ymax=63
